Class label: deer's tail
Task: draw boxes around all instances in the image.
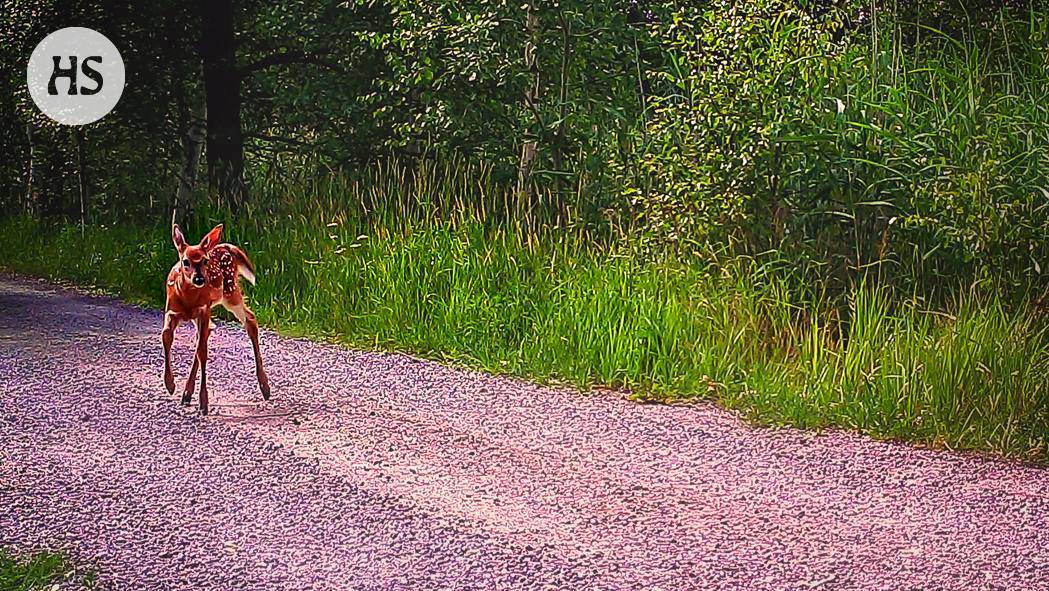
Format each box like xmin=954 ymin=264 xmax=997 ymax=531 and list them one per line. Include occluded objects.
xmin=228 ymin=245 xmax=257 ymax=285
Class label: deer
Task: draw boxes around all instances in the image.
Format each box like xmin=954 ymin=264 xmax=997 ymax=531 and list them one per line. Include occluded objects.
xmin=163 ymin=223 xmax=270 ymax=415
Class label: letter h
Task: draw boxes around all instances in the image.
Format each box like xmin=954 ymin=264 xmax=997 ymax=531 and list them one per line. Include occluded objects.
xmin=48 ymin=56 xmax=78 ymax=95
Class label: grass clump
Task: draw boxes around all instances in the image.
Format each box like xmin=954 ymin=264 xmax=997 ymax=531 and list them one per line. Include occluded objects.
xmin=2 ymin=6 xmax=1047 ymax=461
xmin=0 ymin=549 xmax=94 ymax=590
xmin=1 ymin=190 xmax=1046 ymax=459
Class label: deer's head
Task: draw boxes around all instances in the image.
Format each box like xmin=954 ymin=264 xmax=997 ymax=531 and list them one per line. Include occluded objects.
xmin=172 ymin=224 xmax=223 ymax=287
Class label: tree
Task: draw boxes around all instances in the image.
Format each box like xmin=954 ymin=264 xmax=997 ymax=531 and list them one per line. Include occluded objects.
xmin=363 ymin=0 xmax=643 ymax=201
xmin=195 ymin=0 xmax=247 ymax=208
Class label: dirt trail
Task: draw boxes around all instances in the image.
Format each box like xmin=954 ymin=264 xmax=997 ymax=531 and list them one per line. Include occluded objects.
xmin=1 ymin=275 xmax=1047 ymax=590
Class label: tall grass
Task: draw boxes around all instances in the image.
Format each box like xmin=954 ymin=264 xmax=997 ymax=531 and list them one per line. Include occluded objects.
xmin=625 ymin=4 xmax=1049 ymax=295
xmin=2 ymin=159 xmax=1046 ymax=459
xmin=0 ymin=549 xmax=93 ymax=590
xmin=2 ymin=6 xmax=1047 ymax=459
xmin=845 ymin=6 xmax=1049 ymax=286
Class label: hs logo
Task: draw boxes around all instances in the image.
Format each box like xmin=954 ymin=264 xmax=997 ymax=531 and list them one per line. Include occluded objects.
xmin=48 ymin=55 xmax=104 ymax=95
xmin=27 ymin=27 xmax=125 ymax=125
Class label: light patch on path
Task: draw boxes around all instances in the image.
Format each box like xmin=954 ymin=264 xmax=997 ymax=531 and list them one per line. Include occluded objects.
xmin=1 ymin=275 xmax=1047 ymax=590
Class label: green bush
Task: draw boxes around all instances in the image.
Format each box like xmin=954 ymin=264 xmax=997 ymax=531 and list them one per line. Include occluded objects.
xmin=2 ymin=158 xmax=1047 ymax=459
xmin=622 ymin=0 xmax=1049 ymax=292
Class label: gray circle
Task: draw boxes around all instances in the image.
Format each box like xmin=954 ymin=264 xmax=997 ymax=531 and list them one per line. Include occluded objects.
xmin=26 ymin=27 xmax=125 ymax=125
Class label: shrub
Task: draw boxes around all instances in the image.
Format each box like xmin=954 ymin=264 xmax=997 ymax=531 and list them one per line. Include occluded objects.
xmin=622 ymin=0 xmax=1049 ymax=294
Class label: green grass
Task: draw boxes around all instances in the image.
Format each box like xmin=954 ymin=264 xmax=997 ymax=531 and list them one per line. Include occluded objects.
xmin=1 ymin=175 xmax=1046 ymax=459
xmin=626 ymin=5 xmax=1049 ymax=292
xmin=4 ymin=12 xmax=1048 ymax=461
xmin=0 ymin=549 xmax=94 ymax=590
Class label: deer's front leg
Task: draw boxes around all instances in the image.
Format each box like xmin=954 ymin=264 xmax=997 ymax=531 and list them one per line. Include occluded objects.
xmin=162 ymin=311 xmax=180 ymax=395
xmin=183 ymin=346 xmax=200 ymax=406
xmin=194 ymin=309 xmax=212 ymax=415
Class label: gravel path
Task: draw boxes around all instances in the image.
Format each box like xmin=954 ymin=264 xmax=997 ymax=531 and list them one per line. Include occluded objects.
xmin=1 ymin=275 xmax=1048 ymax=591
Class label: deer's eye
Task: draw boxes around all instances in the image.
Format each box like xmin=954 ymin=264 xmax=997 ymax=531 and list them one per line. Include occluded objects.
xmin=182 ymin=259 xmax=190 ymax=267
xmin=200 ymin=258 xmax=208 ymax=266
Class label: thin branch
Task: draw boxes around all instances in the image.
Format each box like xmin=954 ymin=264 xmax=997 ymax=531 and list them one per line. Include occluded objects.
xmin=240 ymin=49 xmax=345 ymax=77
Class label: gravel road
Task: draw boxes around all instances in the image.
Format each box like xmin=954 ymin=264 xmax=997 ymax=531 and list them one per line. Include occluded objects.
xmin=1 ymin=275 xmax=1047 ymax=590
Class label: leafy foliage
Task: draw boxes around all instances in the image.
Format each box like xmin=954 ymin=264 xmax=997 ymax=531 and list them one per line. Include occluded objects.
xmin=2 ymin=162 xmax=1046 ymax=458
xmin=622 ymin=0 xmax=1048 ymax=293
xmin=0 ymin=0 xmax=1046 ymax=456
xmin=358 ymin=0 xmax=642 ymax=183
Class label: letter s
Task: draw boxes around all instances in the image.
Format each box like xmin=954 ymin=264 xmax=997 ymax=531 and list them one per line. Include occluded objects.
xmin=79 ymin=56 xmax=104 ymax=95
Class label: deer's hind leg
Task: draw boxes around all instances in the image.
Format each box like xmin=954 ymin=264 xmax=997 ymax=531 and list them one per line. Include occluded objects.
xmin=223 ymin=292 xmax=271 ymax=400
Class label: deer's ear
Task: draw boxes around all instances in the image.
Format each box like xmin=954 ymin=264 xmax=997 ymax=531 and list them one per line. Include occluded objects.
xmin=172 ymin=224 xmax=187 ymax=253
xmin=200 ymin=224 xmax=223 ymax=251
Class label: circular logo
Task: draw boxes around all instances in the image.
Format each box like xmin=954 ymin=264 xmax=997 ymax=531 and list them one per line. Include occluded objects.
xmin=26 ymin=27 xmax=125 ymax=125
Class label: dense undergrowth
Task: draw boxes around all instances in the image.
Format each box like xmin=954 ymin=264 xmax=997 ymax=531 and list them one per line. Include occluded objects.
xmin=2 ymin=162 xmax=1046 ymax=458
xmin=622 ymin=2 xmax=1049 ymax=293
xmin=0 ymin=549 xmax=92 ymax=590
xmin=2 ymin=3 xmax=1048 ymax=459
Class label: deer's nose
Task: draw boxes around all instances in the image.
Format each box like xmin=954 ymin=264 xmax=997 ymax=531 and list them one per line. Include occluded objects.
xmin=192 ymin=275 xmax=205 ymax=286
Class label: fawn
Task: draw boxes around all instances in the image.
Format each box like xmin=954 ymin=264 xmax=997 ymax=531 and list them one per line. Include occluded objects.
xmin=163 ymin=223 xmax=270 ymax=415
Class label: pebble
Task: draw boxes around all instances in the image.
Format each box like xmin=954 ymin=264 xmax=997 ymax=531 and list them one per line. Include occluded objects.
xmin=1 ymin=275 xmax=1048 ymax=590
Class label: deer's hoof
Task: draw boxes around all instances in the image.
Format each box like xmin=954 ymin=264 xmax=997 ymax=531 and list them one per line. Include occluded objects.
xmin=261 ymin=382 xmax=271 ymax=401
xmin=164 ymin=376 xmax=175 ymax=396
xmin=200 ymin=404 xmax=209 ymax=416
xmin=181 ymin=392 xmax=192 ymax=406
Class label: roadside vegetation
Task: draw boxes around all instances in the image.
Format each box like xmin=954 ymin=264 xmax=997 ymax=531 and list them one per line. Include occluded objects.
xmin=3 ymin=157 xmax=1046 ymax=458
xmin=1 ymin=1 xmax=1046 ymax=458
xmin=0 ymin=549 xmax=94 ymax=590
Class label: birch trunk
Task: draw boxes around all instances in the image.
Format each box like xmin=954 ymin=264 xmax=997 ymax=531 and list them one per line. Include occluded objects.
xmin=517 ymin=4 xmax=541 ymax=202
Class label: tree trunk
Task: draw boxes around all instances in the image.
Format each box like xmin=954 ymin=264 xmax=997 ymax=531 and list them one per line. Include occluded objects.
xmin=24 ymin=123 xmax=35 ymax=215
xmin=551 ymin=12 xmax=571 ymax=176
xmin=516 ymin=4 xmax=541 ymax=202
xmin=175 ymin=93 xmax=206 ymax=220
xmin=196 ymin=0 xmax=247 ymax=209
xmin=42 ymin=144 xmax=64 ymax=218
xmin=75 ymin=128 xmax=88 ymax=232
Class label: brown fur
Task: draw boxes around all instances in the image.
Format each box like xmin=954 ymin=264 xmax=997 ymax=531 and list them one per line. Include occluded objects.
xmin=163 ymin=223 xmax=270 ymax=415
